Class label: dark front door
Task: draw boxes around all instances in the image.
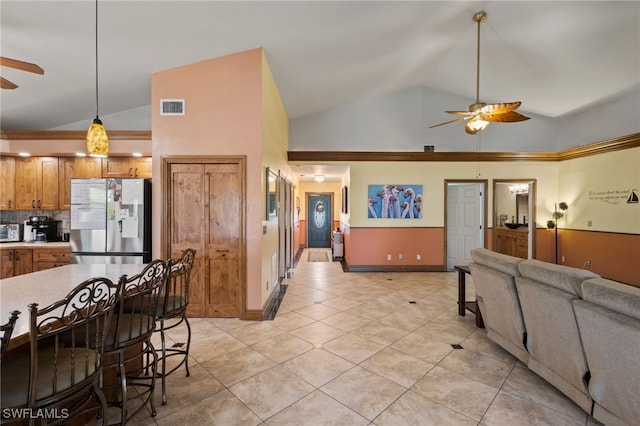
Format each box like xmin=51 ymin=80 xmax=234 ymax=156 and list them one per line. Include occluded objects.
xmin=307 ymin=194 xmax=331 ymax=248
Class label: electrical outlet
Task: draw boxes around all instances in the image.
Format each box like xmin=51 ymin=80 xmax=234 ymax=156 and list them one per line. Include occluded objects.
xmin=586 ymin=260 xmax=592 ymax=267
xmin=416 ymin=254 xmax=421 ymax=260
xmin=386 ymin=254 xmax=392 ymax=261
xmin=266 ymin=281 xmax=269 ymax=290
xmin=561 ymin=256 xmax=566 ymax=263
xmin=587 ymin=220 xmax=592 ymax=227
xmin=398 ymin=253 xmax=403 ymax=260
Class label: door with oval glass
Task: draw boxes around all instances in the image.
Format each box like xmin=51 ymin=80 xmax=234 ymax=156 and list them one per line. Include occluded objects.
xmin=307 ymin=194 xmax=332 ymax=248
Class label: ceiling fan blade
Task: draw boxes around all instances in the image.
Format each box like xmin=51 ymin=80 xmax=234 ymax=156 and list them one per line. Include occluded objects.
xmin=429 ymin=116 xmax=469 ymax=129
xmin=0 ymin=56 xmax=44 ymax=75
xmin=0 ymin=77 xmax=18 ymax=89
xmin=444 ymin=110 xmax=473 ymax=116
xmin=483 ymin=110 xmax=530 ymax=123
xmin=480 ymin=102 xmax=522 ymax=115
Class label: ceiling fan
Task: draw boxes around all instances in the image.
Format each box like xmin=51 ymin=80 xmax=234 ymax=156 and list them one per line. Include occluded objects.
xmin=0 ymin=56 xmax=44 ymax=89
xmin=430 ymin=11 xmax=529 ymax=135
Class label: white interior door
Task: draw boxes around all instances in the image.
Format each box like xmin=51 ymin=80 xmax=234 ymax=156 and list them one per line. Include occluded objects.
xmin=447 ymin=183 xmax=484 ymax=269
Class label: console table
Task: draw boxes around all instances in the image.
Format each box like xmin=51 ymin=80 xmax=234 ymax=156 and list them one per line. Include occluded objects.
xmin=454 ymin=265 xmax=484 ymax=328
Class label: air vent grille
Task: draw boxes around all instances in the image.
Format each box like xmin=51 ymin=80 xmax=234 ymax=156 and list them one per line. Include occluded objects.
xmin=160 ymin=99 xmax=185 ymax=116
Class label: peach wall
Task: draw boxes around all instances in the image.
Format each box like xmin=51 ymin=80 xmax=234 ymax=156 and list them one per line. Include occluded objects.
xmin=347 ymin=227 xmax=444 ymax=268
xmin=559 ymin=230 xmax=639 ymax=287
xmin=151 ymin=48 xmax=264 ymax=310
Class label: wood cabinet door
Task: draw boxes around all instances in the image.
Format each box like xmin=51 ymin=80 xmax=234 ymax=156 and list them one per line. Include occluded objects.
xmin=82 ymin=157 xmax=103 ymax=178
xmin=102 ymin=158 xmax=133 ymax=177
xmin=0 ymin=250 xmax=14 ymax=279
xmin=133 ymin=158 xmax=152 ymax=178
xmin=0 ymin=157 xmax=15 ymax=210
xmin=14 ymin=249 xmax=33 ymax=276
xmin=37 ymin=157 xmax=59 ymax=210
xmin=204 ymin=163 xmax=241 ymax=317
xmin=15 ymin=157 xmax=39 ymax=209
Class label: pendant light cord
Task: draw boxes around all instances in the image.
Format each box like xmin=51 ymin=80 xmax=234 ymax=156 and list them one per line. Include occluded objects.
xmin=95 ymin=0 xmax=99 ymax=119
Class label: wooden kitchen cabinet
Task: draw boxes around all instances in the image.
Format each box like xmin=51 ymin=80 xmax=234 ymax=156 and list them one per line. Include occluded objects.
xmin=495 ymin=228 xmax=529 ymax=259
xmin=14 ymin=157 xmax=59 ymax=210
xmin=59 ymin=157 xmax=103 ymax=209
xmin=102 ymin=157 xmax=152 ymax=178
xmin=32 ymin=247 xmax=70 ymax=271
xmin=0 ymin=248 xmax=33 ymax=279
xmin=0 ymin=156 xmax=16 ymax=210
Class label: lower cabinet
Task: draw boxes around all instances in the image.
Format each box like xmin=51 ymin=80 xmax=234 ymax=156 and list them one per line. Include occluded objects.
xmin=495 ymin=228 xmax=529 ymax=259
xmin=0 ymin=246 xmax=70 ymax=278
xmin=0 ymin=249 xmax=33 ymax=279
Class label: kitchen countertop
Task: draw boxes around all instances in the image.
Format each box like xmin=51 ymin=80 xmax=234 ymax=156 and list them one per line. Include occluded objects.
xmin=1 ymin=263 xmax=145 ymax=344
xmin=0 ymin=241 xmax=71 ymax=249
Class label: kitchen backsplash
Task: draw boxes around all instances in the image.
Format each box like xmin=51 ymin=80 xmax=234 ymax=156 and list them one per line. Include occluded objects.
xmin=0 ymin=210 xmax=71 ymax=235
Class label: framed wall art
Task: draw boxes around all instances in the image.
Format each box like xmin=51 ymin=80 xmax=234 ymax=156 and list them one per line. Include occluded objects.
xmin=367 ymin=184 xmax=423 ymax=219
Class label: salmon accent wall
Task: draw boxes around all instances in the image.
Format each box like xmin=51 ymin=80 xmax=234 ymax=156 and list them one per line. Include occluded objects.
xmin=346 ymin=227 xmax=444 ymax=269
xmin=558 ymin=229 xmax=639 ymax=287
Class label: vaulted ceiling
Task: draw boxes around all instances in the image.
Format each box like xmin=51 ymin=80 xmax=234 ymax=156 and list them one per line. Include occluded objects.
xmin=1 ymin=1 xmax=638 ymax=132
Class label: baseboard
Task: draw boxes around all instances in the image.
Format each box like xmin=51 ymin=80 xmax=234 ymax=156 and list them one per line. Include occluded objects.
xmin=244 ymin=309 xmax=263 ymax=321
xmin=242 ymin=280 xmax=287 ymax=321
xmin=343 ymin=262 xmax=446 ymax=272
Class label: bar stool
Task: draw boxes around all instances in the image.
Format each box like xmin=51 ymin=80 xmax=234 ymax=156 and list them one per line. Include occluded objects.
xmin=0 ymin=310 xmax=20 ymax=359
xmin=155 ymin=248 xmax=196 ymax=405
xmin=103 ymin=259 xmax=169 ymax=424
xmin=1 ymin=277 xmax=121 ymax=426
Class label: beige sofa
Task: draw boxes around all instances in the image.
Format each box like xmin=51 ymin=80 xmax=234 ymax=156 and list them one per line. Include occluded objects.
xmin=469 ymin=248 xmax=640 ymax=426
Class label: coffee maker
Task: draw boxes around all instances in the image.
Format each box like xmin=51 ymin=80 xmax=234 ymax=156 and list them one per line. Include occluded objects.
xmin=25 ymin=216 xmax=60 ymax=242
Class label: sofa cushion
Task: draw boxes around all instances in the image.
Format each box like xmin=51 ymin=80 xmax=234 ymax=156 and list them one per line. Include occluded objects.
xmin=518 ymin=260 xmax=599 ymax=297
xmin=581 ymin=278 xmax=640 ymax=320
xmin=470 ymin=248 xmax=522 ymax=277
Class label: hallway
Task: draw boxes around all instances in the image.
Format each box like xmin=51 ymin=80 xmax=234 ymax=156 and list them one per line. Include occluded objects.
xmin=129 ymin=249 xmax=600 ymax=425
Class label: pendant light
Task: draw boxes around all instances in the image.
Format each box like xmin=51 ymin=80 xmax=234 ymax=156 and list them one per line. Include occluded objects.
xmin=86 ymin=0 xmax=108 ymax=157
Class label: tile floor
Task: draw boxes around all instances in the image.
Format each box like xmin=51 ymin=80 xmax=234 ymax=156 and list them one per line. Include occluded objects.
xmin=125 ymin=248 xmax=602 ymax=425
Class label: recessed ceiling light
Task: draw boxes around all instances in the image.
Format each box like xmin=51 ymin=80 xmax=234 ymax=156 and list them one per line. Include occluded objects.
xmin=76 ymin=152 xmax=87 ymax=157
xmin=132 ymin=152 xmax=143 ymax=157
xmin=18 ymin=152 xmax=30 ymax=157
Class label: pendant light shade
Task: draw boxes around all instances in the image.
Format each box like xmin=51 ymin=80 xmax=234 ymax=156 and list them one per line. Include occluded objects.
xmin=87 ymin=0 xmax=108 ymax=157
xmin=87 ymin=117 xmax=109 ymax=157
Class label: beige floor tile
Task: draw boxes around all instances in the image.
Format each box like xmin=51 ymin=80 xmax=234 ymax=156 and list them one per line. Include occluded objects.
xmin=322 ymin=332 xmax=385 ymax=364
xmin=156 ymin=389 xmax=261 ymax=426
xmin=378 ymin=310 xmax=428 ymax=332
xmin=321 ymin=366 xmax=407 ymax=421
xmin=226 ymin=321 xmax=286 ymax=345
xmin=321 ymin=295 xmax=363 ymax=311
xmin=352 ymin=320 xmax=409 ymax=346
xmin=250 ymin=332 xmax=314 ymax=363
xmin=360 ymin=347 xmax=435 ymax=388
xmin=266 ymin=390 xmax=369 ymax=426
xmin=320 ymin=311 xmax=372 ymax=331
xmin=270 ymin=311 xmax=316 ymax=331
xmin=294 ymin=303 xmax=343 ymax=320
xmin=289 ymin=321 xmax=346 ymax=346
xmin=374 ymin=389 xmax=478 ymax=426
xmin=229 ymin=366 xmax=315 ymax=420
xmin=413 ymin=318 xmax=476 ymax=344
xmin=391 ymin=332 xmax=453 ymax=363
xmin=281 ymin=348 xmax=354 ymax=387
xmin=412 ymin=366 xmax=498 ymax=421
xmin=201 ymin=346 xmax=276 ymax=386
xmin=188 ymin=331 xmax=246 ymax=363
xmin=438 ymin=347 xmax=515 ymax=388
xmin=481 ymin=391 xmax=587 ymax=426
xmin=501 ymin=365 xmax=587 ymax=421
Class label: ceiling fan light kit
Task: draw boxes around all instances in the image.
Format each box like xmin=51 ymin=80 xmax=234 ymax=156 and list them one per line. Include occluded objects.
xmin=430 ymin=11 xmax=530 ymax=135
xmin=86 ymin=0 xmax=109 ymax=157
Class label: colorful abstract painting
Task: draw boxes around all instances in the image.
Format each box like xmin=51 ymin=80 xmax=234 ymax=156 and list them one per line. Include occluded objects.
xmin=367 ymin=184 xmax=423 ymax=219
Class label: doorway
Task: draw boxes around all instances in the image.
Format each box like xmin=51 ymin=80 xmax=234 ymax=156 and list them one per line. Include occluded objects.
xmin=307 ymin=193 xmax=332 ymax=248
xmin=445 ymin=180 xmax=487 ymax=269
xmin=162 ymin=156 xmax=246 ymax=318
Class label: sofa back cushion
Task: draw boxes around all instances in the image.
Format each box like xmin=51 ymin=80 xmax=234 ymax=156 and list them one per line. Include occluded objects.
xmin=470 ymin=248 xmax=522 ymax=277
xmin=518 ymin=260 xmax=599 ymax=297
xmin=581 ymin=278 xmax=640 ymax=320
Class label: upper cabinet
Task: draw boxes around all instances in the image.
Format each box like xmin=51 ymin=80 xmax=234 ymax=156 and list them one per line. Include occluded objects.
xmin=15 ymin=157 xmax=59 ymax=210
xmin=102 ymin=157 xmax=152 ymax=178
xmin=0 ymin=157 xmax=16 ymax=210
xmin=58 ymin=157 xmax=103 ymax=210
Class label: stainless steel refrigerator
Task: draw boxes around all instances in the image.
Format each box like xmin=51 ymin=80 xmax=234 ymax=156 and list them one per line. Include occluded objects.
xmin=70 ymin=178 xmax=151 ymax=264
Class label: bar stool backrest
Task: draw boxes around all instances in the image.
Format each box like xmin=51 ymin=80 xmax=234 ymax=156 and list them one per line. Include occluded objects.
xmin=160 ymin=249 xmax=196 ymax=319
xmin=0 ymin=310 xmax=20 ymax=359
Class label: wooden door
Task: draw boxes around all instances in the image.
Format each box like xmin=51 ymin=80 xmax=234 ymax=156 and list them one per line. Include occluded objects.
xmin=133 ymin=158 xmax=152 ymax=178
xmin=0 ymin=157 xmax=15 ymax=210
xmin=14 ymin=249 xmax=33 ymax=276
xmin=204 ymin=163 xmax=242 ymax=317
xmin=0 ymin=249 xmax=14 ymax=279
xmin=165 ymin=157 xmax=245 ymax=319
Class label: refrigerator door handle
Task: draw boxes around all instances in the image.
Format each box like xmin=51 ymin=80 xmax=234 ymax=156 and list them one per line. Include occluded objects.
xmin=117 ymin=219 xmax=123 ymax=233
